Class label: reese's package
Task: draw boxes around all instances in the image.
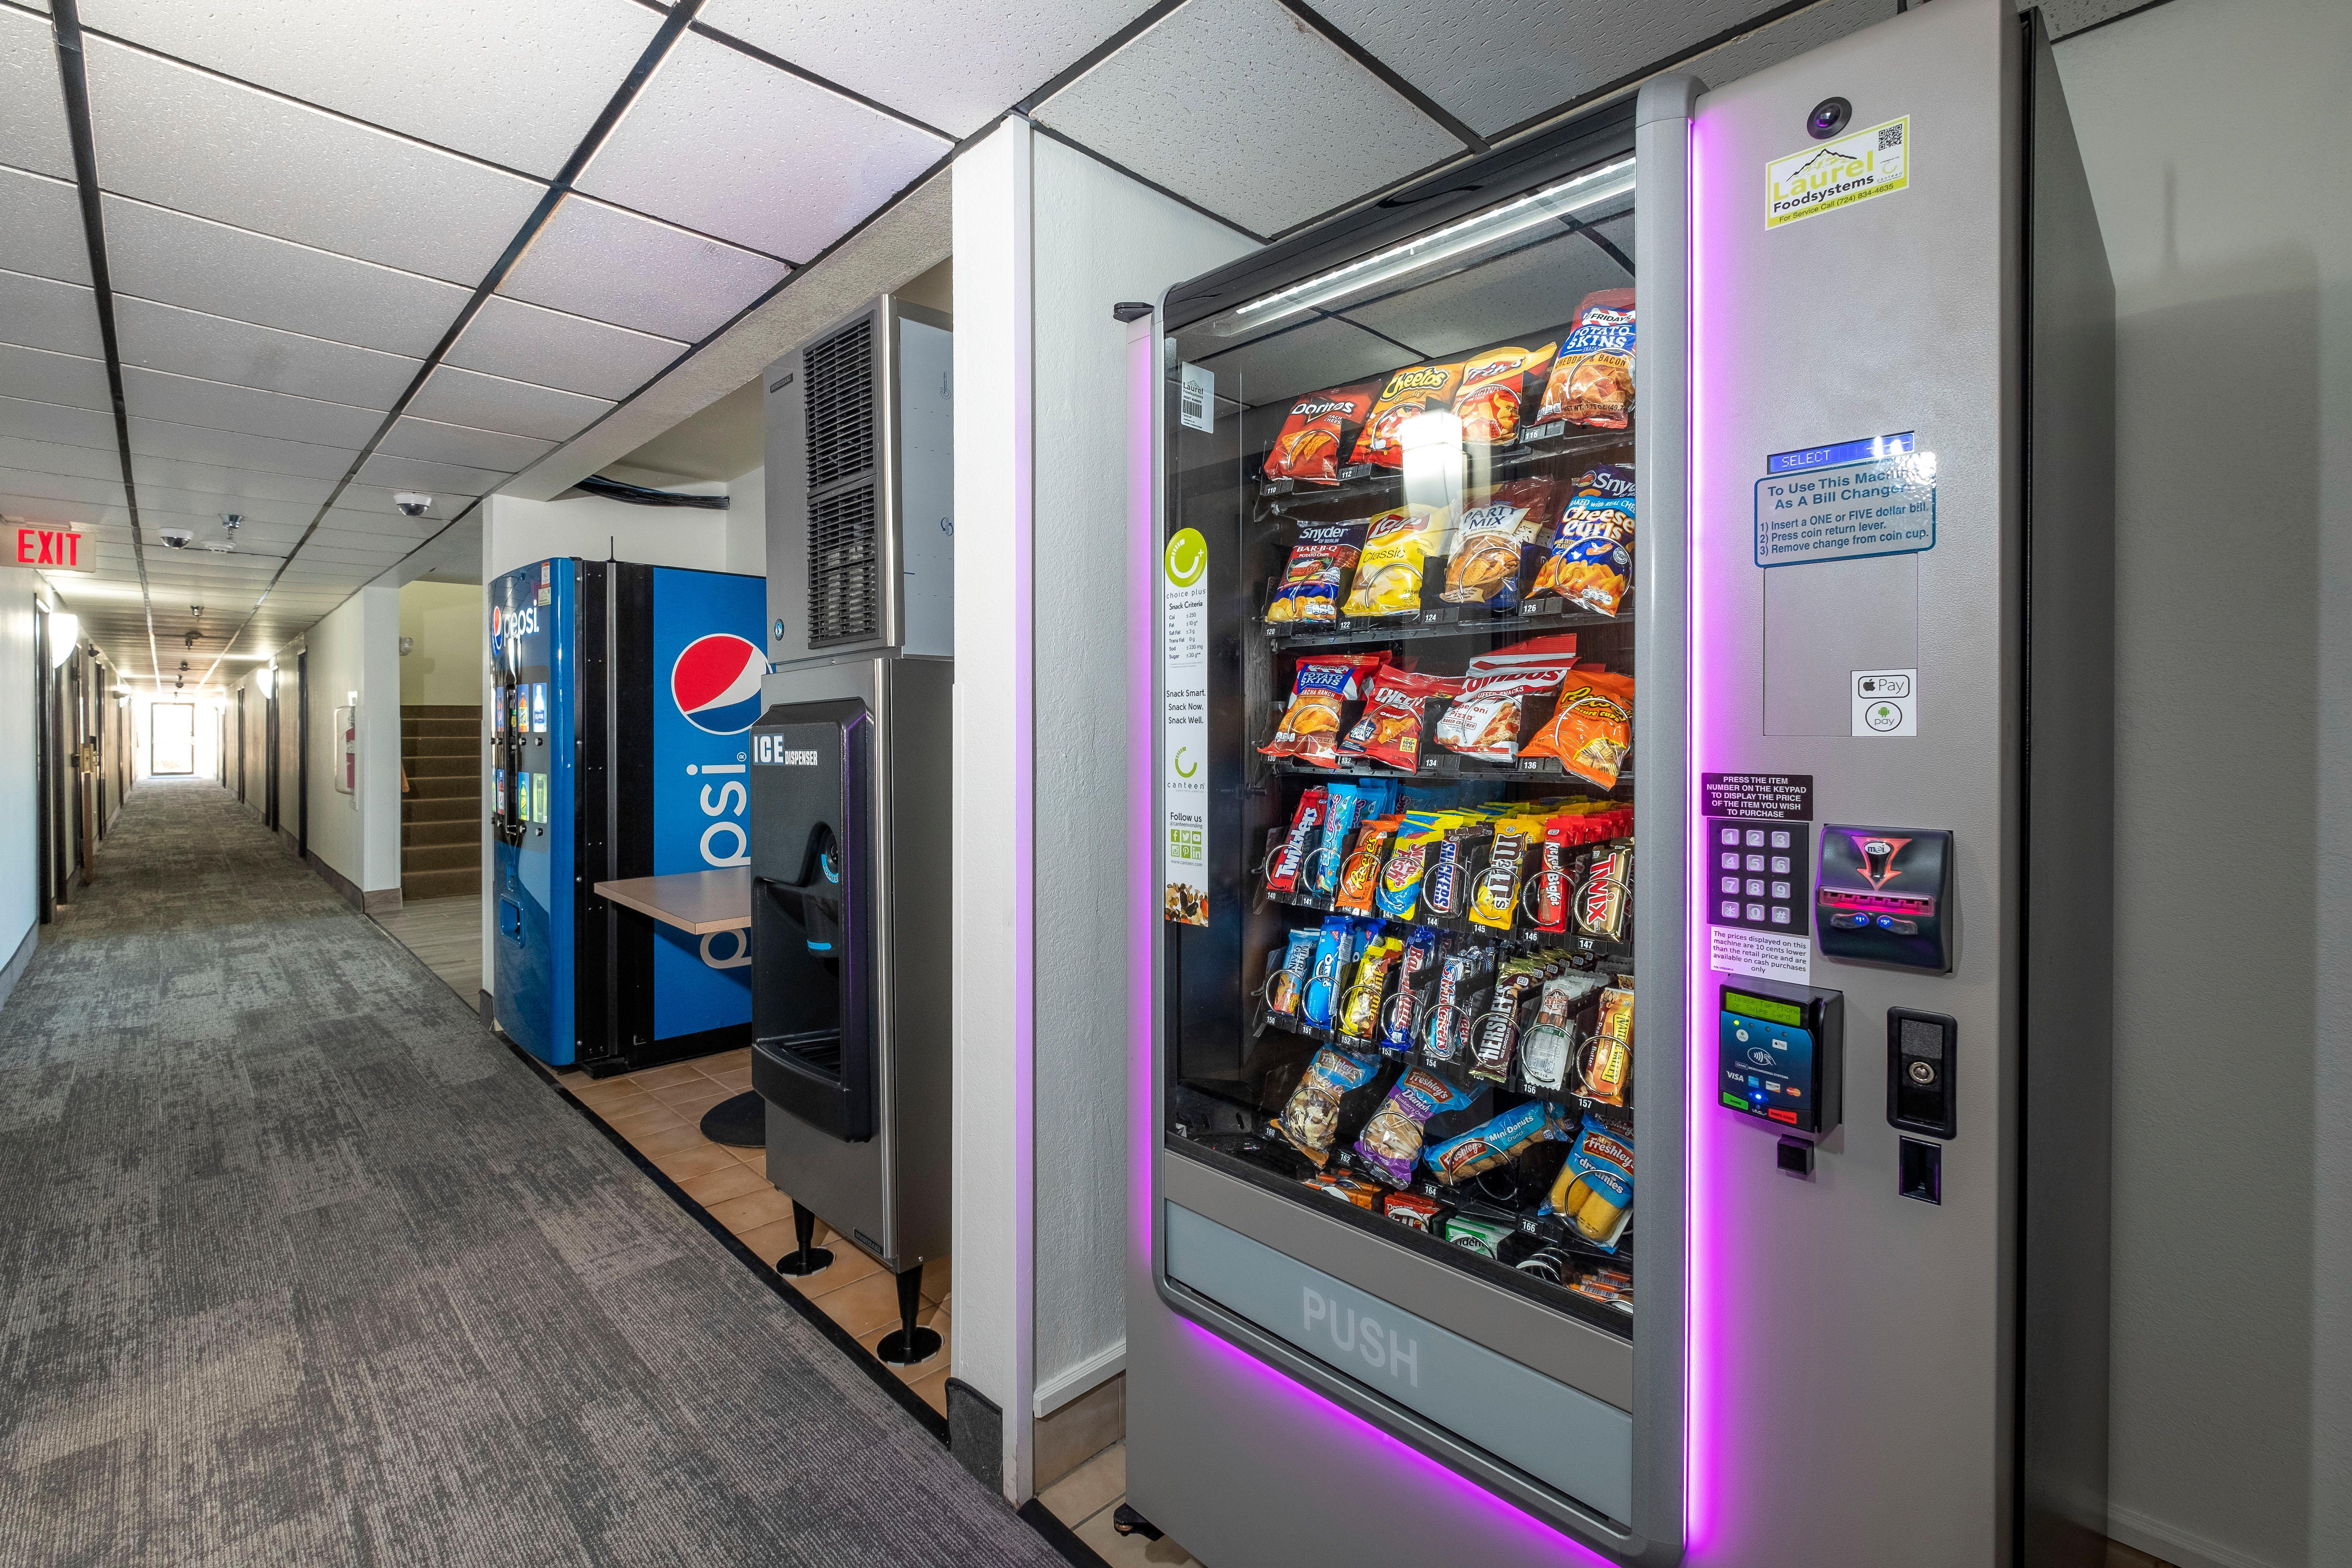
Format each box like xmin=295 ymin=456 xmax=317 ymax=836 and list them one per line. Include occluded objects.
xmin=1339 ymin=506 xmax=1452 ymax=618
xmin=1348 ymin=360 xmax=1467 ymax=470
xmin=1431 ymin=634 xmax=1583 ymax=763
xmin=1353 ymin=1066 xmax=1482 ymax=1187
xmin=1262 ymin=381 xmax=1380 ymax=486
xmin=1334 ymin=817 xmax=1400 ymax=915
xmin=1535 ymin=289 xmax=1635 ymax=429
xmin=1521 ymin=669 xmax=1635 ymax=788
xmin=1452 ymin=337 xmax=1561 ymax=446
xmin=1273 ymin=1046 xmax=1386 ymax=1167
xmin=1267 ymin=520 xmax=1367 ymax=626
xmin=1442 ymin=477 xmax=1559 ymax=607
xmin=1262 ymin=652 xmax=1389 ymax=768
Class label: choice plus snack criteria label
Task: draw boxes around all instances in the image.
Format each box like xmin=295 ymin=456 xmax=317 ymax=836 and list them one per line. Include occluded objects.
xmin=1163 ymin=527 xmax=1209 ymax=926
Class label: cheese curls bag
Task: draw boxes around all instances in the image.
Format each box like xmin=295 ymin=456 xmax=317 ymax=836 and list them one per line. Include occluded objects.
xmin=1443 ymin=477 xmax=1558 ymax=607
xmin=1522 ymin=670 xmax=1636 ymax=789
xmin=1267 ymin=520 xmax=1366 ymax=626
xmin=1340 ymin=506 xmax=1452 ymax=618
xmin=1262 ymin=381 xmax=1379 ymax=486
xmin=1348 ymin=360 xmax=1467 ymax=470
xmin=1532 ymin=466 xmax=1637 ymax=614
xmin=1450 ymin=338 xmax=1559 ymax=446
xmin=1536 ymin=289 xmax=1635 ymax=429
xmin=1261 ymin=653 xmax=1388 ymax=767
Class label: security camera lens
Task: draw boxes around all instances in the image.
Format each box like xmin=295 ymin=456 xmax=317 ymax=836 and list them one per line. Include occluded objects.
xmin=1807 ymin=96 xmax=1851 ymax=139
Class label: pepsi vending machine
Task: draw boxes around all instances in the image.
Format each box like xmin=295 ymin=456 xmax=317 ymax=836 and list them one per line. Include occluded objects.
xmin=490 ymin=557 xmax=768 ymax=1071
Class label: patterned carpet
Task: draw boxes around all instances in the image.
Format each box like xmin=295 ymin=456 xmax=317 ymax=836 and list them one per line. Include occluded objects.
xmin=0 ymin=780 xmax=1057 ymax=1568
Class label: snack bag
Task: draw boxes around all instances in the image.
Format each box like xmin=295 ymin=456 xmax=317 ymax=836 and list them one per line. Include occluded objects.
xmin=1431 ymin=634 xmax=1583 ymax=763
xmin=1545 ymin=1110 xmax=1635 ymax=1248
xmin=1340 ymin=506 xmax=1452 ymax=618
xmin=1384 ymin=1191 xmax=1445 ymax=1230
xmin=1267 ymin=928 xmax=1318 ymax=1018
xmin=1267 ymin=521 xmax=1367 ymax=625
xmin=1425 ymin=1100 xmax=1572 ymax=1185
xmin=1262 ymin=653 xmax=1389 ymax=767
xmin=1442 ymin=477 xmax=1559 ymax=607
xmin=1336 ymin=936 xmax=1403 ymax=1043
xmin=1334 ymin=817 xmax=1399 ymax=915
xmin=1532 ymin=470 xmax=1636 ymax=615
xmin=1262 ymin=381 xmax=1380 ymax=486
xmin=1304 ymin=1170 xmax=1385 ymax=1209
xmin=1383 ymin=926 xmax=1444 ymax=1053
xmin=1375 ymin=815 xmax=1453 ymax=921
xmin=1300 ymin=917 xmax=1359 ymax=1029
xmin=1575 ymin=841 xmax=1633 ymax=942
xmin=1535 ymin=289 xmax=1635 ymax=429
xmin=1348 ymin=360 xmax=1467 ymax=470
xmin=1354 ymin=1067 xmax=1482 ymax=1187
xmin=1441 ymin=1212 xmax=1515 ymax=1256
xmin=1521 ymin=969 xmax=1605 ymax=1094
xmin=1452 ymin=338 xmax=1561 ymax=446
xmin=1338 ymin=667 xmax=1459 ymax=772
xmin=1577 ymin=986 xmax=1633 ymax=1106
xmin=1305 ymin=783 xmax=1363 ymax=900
xmin=1521 ymin=670 xmax=1635 ymax=788
xmin=1267 ymin=786 xmax=1326 ymax=893
xmin=1274 ymin=1047 xmax=1385 ymax=1167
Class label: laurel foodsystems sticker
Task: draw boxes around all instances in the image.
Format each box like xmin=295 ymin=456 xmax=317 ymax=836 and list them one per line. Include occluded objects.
xmin=1766 ymin=115 xmax=1909 ymax=229
xmin=1163 ymin=526 xmax=1209 ymax=926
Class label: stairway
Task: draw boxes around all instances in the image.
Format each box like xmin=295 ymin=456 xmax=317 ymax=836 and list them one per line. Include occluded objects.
xmin=401 ymin=704 xmax=480 ymax=902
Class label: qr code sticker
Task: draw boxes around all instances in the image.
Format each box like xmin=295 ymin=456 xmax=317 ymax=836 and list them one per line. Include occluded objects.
xmin=1878 ymin=123 xmax=1903 ymax=150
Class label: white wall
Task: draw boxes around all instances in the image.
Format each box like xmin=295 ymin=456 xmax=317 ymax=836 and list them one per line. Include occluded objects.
xmin=399 ymin=581 xmax=484 ymax=705
xmin=303 ymin=581 xmax=403 ymax=894
xmin=726 ymin=464 xmax=766 ymax=577
xmin=952 ymin=116 xmax=1256 ymax=1499
xmin=0 ymin=571 xmax=40 ymax=976
xmin=2056 ymin=4 xmax=2350 ymax=1566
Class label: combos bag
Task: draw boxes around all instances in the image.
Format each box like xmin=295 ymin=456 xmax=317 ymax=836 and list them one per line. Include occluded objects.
xmin=1267 ymin=520 xmax=1367 ymax=626
xmin=1443 ymin=477 xmax=1559 ymax=607
xmin=1532 ymin=466 xmax=1637 ymax=615
xmin=1452 ymin=338 xmax=1561 ymax=446
xmin=1545 ymin=1110 xmax=1635 ymax=1249
xmin=1523 ymin=669 xmax=1635 ymax=788
xmin=1263 ymin=381 xmax=1380 ymax=486
xmin=1338 ymin=667 xmax=1460 ymax=772
xmin=1340 ymin=506 xmax=1453 ymax=618
xmin=1432 ymin=634 xmax=1583 ymax=763
xmin=1536 ymin=289 xmax=1636 ymax=430
xmin=1274 ymin=1046 xmax=1387 ymax=1166
xmin=1348 ymin=360 xmax=1467 ymax=470
xmin=1353 ymin=1067 xmax=1482 ymax=1187
xmin=1262 ymin=653 xmax=1388 ymax=768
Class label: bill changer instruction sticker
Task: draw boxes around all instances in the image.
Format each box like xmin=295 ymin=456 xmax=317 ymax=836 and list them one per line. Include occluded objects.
xmin=1767 ymin=115 xmax=1909 ymax=229
xmin=1755 ymin=431 xmax=1935 ymax=568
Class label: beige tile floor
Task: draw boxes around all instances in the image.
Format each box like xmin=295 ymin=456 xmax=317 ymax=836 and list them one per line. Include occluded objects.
xmin=1036 ymin=1443 xmax=1202 ymax=1568
xmin=554 ymin=1049 xmax=953 ymax=1417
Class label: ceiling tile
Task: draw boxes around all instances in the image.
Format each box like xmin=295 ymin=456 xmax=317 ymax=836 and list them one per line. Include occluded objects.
xmin=0 ymin=344 xmax=109 ymax=413
xmin=1 ymin=479 xmax=127 ymax=522
xmin=122 ymin=364 xmax=386 ymax=450
xmin=78 ymin=0 xmax=664 ymax=179
xmin=113 ymin=295 xmax=422 ymax=410
xmin=127 ymin=453 xmax=336 ymax=506
xmin=0 ymin=438 xmax=125 ymax=486
xmin=0 ymin=391 xmax=116 ymax=452
xmin=82 ymin=37 xmax=546 ymax=285
xmin=353 ymin=450 xmax=501 ymax=499
xmin=315 ymin=506 xmax=445 ymax=539
xmin=696 ymin=0 xmax=1138 ymax=139
xmin=129 ymin=485 xmax=316 ymax=530
xmin=0 ymin=268 xmax=104 ymax=358
xmin=103 ymin=195 xmax=470 ymax=357
xmin=376 ymin=415 xmax=550 ymax=474
xmin=0 ymin=166 xmax=92 ymax=285
xmin=0 ymin=7 xmax=75 ymax=179
xmin=501 ymin=194 xmax=789 ymax=342
xmin=1034 ymin=0 xmax=1461 ymax=237
xmin=126 ymin=416 xmax=358 ymax=483
xmin=444 ymin=294 xmax=683 ymax=401
xmin=404 ymin=364 xmax=612 ymax=443
xmin=579 ymin=32 xmax=947 ymax=261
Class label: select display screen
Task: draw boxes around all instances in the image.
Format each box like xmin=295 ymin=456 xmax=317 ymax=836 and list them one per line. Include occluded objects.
xmin=1725 ymin=990 xmax=1804 ymax=1028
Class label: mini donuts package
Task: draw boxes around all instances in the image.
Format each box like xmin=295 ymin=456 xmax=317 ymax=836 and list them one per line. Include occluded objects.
xmin=1262 ymin=381 xmax=1380 ymax=486
xmin=1267 ymin=519 xmax=1367 ymax=626
xmin=1262 ymin=652 xmax=1389 ymax=768
xmin=1536 ymin=289 xmax=1636 ymax=429
xmin=1425 ymin=1099 xmax=1573 ymax=1186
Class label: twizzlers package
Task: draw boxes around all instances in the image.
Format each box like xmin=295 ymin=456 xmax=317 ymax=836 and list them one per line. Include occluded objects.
xmin=1263 ymin=381 xmax=1381 ymax=486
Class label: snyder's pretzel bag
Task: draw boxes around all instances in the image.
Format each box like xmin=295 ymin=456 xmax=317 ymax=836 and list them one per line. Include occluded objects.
xmin=1353 ymin=1066 xmax=1482 ymax=1187
xmin=1340 ymin=506 xmax=1452 ymax=618
xmin=1338 ymin=667 xmax=1459 ymax=772
xmin=1348 ymin=360 xmax=1467 ymax=470
xmin=1443 ymin=477 xmax=1559 ymax=607
xmin=1262 ymin=653 xmax=1388 ymax=768
xmin=1262 ymin=381 xmax=1380 ymax=486
xmin=1523 ymin=669 xmax=1635 ymax=788
xmin=1431 ymin=634 xmax=1583 ymax=763
xmin=1451 ymin=337 xmax=1561 ymax=446
xmin=1536 ymin=289 xmax=1635 ymax=429
xmin=1274 ymin=1046 xmax=1386 ymax=1166
xmin=1533 ymin=466 xmax=1636 ymax=615
xmin=1267 ymin=521 xmax=1366 ymax=626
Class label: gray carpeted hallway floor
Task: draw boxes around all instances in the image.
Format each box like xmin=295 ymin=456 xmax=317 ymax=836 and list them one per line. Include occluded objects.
xmin=0 ymin=780 xmax=1060 ymax=1568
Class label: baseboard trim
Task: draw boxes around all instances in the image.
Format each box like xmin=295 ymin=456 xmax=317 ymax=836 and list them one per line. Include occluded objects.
xmin=2108 ymin=1503 xmax=2285 ymax=1568
xmin=305 ymin=851 xmax=402 ymax=917
xmin=1033 ymin=1340 xmax=1126 ymax=1417
xmin=0 ymin=920 xmax=37 ymax=1010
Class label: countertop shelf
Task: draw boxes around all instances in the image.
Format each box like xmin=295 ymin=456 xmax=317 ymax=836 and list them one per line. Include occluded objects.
xmin=593 ymin=867 xmax=751 ymax=934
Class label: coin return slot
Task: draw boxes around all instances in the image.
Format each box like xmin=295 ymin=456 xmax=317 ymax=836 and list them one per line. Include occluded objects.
xmin=1898 ymin=1137 xmax=1941 ymax=1205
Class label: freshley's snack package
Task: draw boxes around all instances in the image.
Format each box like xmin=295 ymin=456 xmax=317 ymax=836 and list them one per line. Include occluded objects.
xmin=1431 ymin=634 xmax=1583 ymax=763
xmin=1267 ymin=520 xmax=1367 ymax=626
xmin=1522 ymin=669 xmax=1636 ymax=788
xmin=1340 ymin=506 xmax=1453 ymax=618
xmin=1425 ymin=1099 xmax=1573 ymax=1186
xmin=1354 ymin=1066 xmax=1481 ymax=1187
xmin=1452 ymin=337 xmax=1561 ymax=446
xmin=1274 ymin=1046 xmax=1386 ymax=1167
xmin=1348 ymin=361 xmax=1468 ymax=470
xmin=1443 ymin=477 xmax=1559 ymax=607
xmin=1536 ymin=289 xmax=1636 ymax=429
xmin=1532 ymin=465 xmax=1637 ymax=614
xmin=1262 ymin=381 xmax=1380 ymax=486
xmin=1545 ymin=1110 xmax=1635 ymax=1249
xmin=1262 ymin=653 xmax=1389 ymax=768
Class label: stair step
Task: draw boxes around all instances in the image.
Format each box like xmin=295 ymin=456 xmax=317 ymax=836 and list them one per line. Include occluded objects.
xmin=406 ymin=773 xmax=479 ymax=801
xmin=401 ymin=719 xmax=479 ymax=740
xmin=403 ymin=842 xmax=480 ymax=874
xmin=402 ymin=867 xmax=478 ymax=901
xmin=404 ymin=753 xmax=474 ymax=779
xmin=403 ymin=818 xmax=476 ymax=847
xmin=403 ymin=735 xmax=477 ymax=758
xmin=401 ymin=704 xmax=481 ymax=719
xmin=403 ymin=795 xmax=475 ymax=823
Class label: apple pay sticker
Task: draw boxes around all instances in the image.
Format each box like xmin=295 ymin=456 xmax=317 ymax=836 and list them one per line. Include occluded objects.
xmin=1853 ymin=668 xmax=1916 ymax=737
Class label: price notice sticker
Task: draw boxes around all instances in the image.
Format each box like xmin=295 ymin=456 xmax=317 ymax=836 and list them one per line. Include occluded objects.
xmin=1163 ymin=526 xmax=1209 ymax=926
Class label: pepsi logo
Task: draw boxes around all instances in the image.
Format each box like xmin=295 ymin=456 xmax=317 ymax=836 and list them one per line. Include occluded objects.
xmin=671 ymin=634 xmax=766 ymax=734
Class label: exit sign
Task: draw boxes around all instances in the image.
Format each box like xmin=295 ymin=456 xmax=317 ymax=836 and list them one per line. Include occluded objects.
xmin=15 ymin=526 xmax=91 ymax=573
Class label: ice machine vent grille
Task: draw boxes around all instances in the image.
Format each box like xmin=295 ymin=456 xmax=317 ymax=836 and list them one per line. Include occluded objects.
xmin=807 ymin=484 xmax=878 ymax=645
xmin=804 ymin=316 xmax=874 ymax=489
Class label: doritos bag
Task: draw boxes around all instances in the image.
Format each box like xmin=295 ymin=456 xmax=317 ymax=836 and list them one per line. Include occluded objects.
xmin=1263 ymin=381 xmax=1380 ymax=486
xmin=1522 ymin=669 xmax=1636 ymax=788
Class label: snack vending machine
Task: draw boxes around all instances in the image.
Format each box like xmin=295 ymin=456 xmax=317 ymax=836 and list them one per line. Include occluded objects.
xmin=490 ymin=558 xmax=768 ymax=1072
xmin=1129 ymin=2 xmax=2114 ymax=1565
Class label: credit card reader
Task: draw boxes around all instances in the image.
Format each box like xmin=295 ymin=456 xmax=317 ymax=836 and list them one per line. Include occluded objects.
xmin=1718 ymin=979 xmax=1843 ymax=1138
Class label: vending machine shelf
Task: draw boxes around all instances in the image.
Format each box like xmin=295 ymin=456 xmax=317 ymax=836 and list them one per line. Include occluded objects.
xmin=1267 ymin=601 xmax=1631 ymax=653
xmin=1259 ymin=420 xmax=1636 ymax=510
